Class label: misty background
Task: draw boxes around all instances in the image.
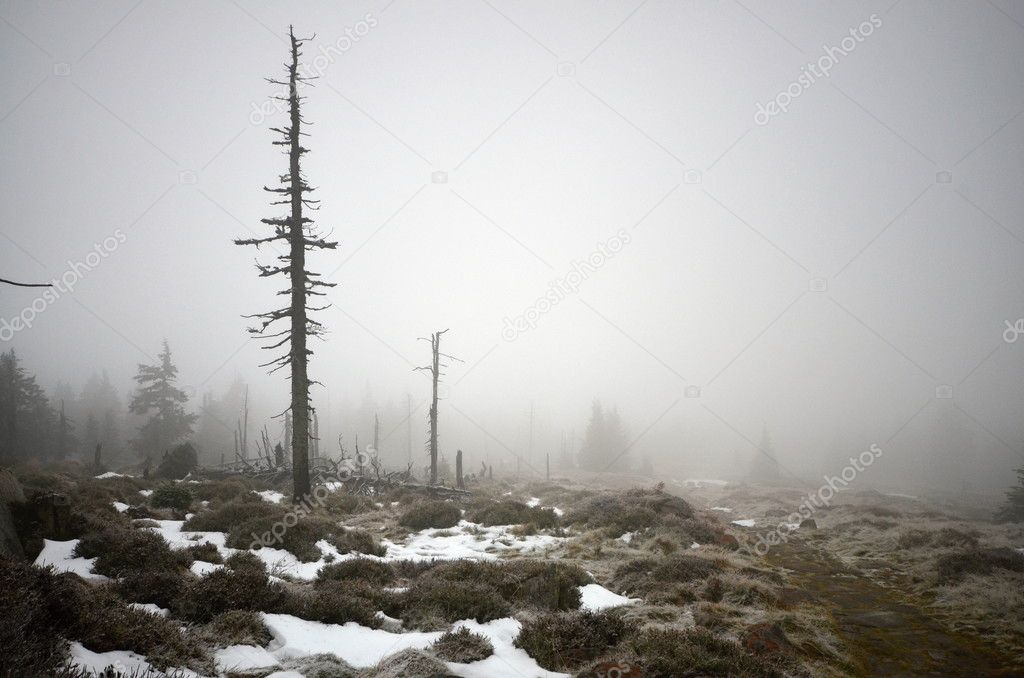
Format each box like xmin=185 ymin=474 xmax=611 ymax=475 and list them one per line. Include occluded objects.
xmin=2 ymin=0 xmax=1023 ymax=493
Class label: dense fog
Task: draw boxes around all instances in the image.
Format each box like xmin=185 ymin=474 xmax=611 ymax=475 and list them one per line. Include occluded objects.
xmin=2 ymin=0 xmax=1023 ymax=494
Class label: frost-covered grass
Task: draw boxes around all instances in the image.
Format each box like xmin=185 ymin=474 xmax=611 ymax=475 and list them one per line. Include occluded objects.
xmin=7 ymin=468 xmax=862 ymax=677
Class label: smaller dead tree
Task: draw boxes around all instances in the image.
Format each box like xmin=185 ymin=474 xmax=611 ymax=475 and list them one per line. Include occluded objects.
xmin=415 ymin=329 xmax=462 ymax=485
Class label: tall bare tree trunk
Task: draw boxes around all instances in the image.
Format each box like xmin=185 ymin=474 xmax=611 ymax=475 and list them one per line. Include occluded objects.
xmin=428 ymin=333 xmax=440 ymax=485
xmin=288 ymin=28 xmax=311 ymax=502
xmin=235 ymin=26 xmax=336 ymax=503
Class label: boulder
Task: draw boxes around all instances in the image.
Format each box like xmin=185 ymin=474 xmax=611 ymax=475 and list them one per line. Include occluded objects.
xmin=743 ymin=622 xmax=794 ymax=655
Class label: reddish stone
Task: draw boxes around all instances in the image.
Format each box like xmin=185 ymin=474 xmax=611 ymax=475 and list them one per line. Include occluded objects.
xmin=743 ymin=622 xmax=794 ymax=655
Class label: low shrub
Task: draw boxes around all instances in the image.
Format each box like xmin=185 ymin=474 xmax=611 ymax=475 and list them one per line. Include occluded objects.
xmin=227 ymin=514 xmax=385 ymax=562
xmin=199 ymin=610 xmax=273 ymax=648
xmin=857 ymin=505 xmax=901 ymax=519
xmin=401 ymin=579 xmax=510 ymax=628
xmin=225 ymin=512 xmax=318 ymax=559
xmin=322 ymin=492 xmax=377 ymax=515
xmin=171 ymin=558 xmax=285 ymax=622
xmin=74 ymin=526 xmax=182 ymax=577
xmin=468 ymin=500 xmax=559 ymax=528
xmin=566 ymin=487 xmax=695 ymax=535
xmin=0 ymin=559 xmax=70 ymax=676
xmin=185 ymin=541 xmax=223 ymax=564
xmin=276 ymin=579 xmax=382 ymax=628
xmin=514 ymin=610 xmax=627 ymax=671
xmin=0 ymin=560 xmax=207 ymax=672
xmin=225 ymin=550 xmax=267 ymax=573
xmin=317 ymin=558 xmax=396 ymax=587
xmin=331 ymin=527 xmax=387 ymax=557
xmin=181 ymin=496 xmax=284 ymax=532
xmin=150 ymin=483 xmax=193 ymax=511
xmin=70 ymin=584 xmax=207 ymax=670
xmin=936 ymin=547 xmax=1024 ymax=584
xmin=117 ymin=569 xmax=189 ymax=609
xmin=286 ymin=653 xmax=359 ymax=678
xmin=614 ymin=554 xmax=723 ymax=596
xmin=897 ymin=529 xmax=932 ymax=549
xmin=365 ymin=648 xmax=448 ymax=678
xmin=191 ymin=478 xmax=254 ymax=503
xmin=432 ymin=626 xmax=494 ymax=662
xmin=398 ymin=500 xmax=461 ymax=530
xmin=626 ymin=627 xmax=783 ymax=677
xmin=931 ymin=527 xmax=979 ymax=549
xmin=720 ymin=574 xmax=780 ymax=608
xmin=413 ymin=559 xmax=590 ymax=611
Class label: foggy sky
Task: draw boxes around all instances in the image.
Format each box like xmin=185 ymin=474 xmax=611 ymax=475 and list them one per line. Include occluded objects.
xmin=2 ymin=0 xmax=1023 ymax=492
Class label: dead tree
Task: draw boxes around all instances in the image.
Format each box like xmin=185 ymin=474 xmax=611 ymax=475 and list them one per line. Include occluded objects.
xmin=240 ymin=386 xmax=249 ymax=459
xmin=456 ymin=449 xmax=464 ymax=489
xmin=0 ymin=278 xmax=51 ymax=287
xmin=415 ymin=330 xmax=462 ymax=485
xmin=373 ymin=413 xmax=380 ymax=456
xmin=235 ymin=26 xmax=337 ymax=503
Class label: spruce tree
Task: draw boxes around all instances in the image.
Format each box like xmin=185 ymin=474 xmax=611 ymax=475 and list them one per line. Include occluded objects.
xmin=128 ymin=340 xmax=196 ymax=460
xmin=996 ymin=465 xmax=1024 ymax=522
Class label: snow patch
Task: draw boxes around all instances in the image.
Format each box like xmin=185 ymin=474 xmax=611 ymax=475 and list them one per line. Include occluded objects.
xmin=67 ymin=642 xmax=199 ymax=677
xmin=144 ymin=519 xmax=227 ymax=551
xmin=684 ymin=478 xmax=729 ymax=488
xmin=215 ymin=645 xmax=280 ymax=673
xmin=94 ymin=472 xmax=127 ymax=479
xmin=255 ymin=490 xmax=286 ymax=504
xmin=526 ymin=497 xmax=540 ymax=507
xmin=731 ymin=519 xmax=756 ymax=528
xmin=112 ymin=501 xmax=129 ymax=513
xmin=190 ymin=560 xmax=224 ymax=576
xmin=128 ymin=603 xmax=169 ymax=617
xmin=138 ymin=489 xmax=153 ymax=497
xmin=262 ymin=612 xmax=440 ymax=667
xmin=34 ymin=539 xmax=108 ymax=582
xmin=710 ymin=506 xmax=733 ymax=513
xmin=382 ymin=520 xmax=563 ymax=561
xmin=618 ymin=531 xmax=637 ymax=544
xmin=578 ymin=583 xmax=639 ymax=611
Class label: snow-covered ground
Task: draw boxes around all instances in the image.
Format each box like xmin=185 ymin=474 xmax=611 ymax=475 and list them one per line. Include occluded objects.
xmin=68 ymin=642 xmax=199 ymax=678
xmin=128 ymin=602 xmax=169 ymax=617
xmin=731 ymin=518 xmax=756 ymax=528
xmin=382 ymin=520 xmax=564 ymax=563
xmin=33 ymin=539 xmax=109 ymax=582
xmin=578 ymin=583 xmax=639 ymax=611
xmin=132 ymin=516 xmax=568 ymax=581
xmin=264 ymin=612 xmax=439 ymax=666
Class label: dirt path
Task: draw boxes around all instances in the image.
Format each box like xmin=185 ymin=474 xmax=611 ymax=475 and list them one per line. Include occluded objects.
xmin=764 ymin=539 xmax=1022 ymax=677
